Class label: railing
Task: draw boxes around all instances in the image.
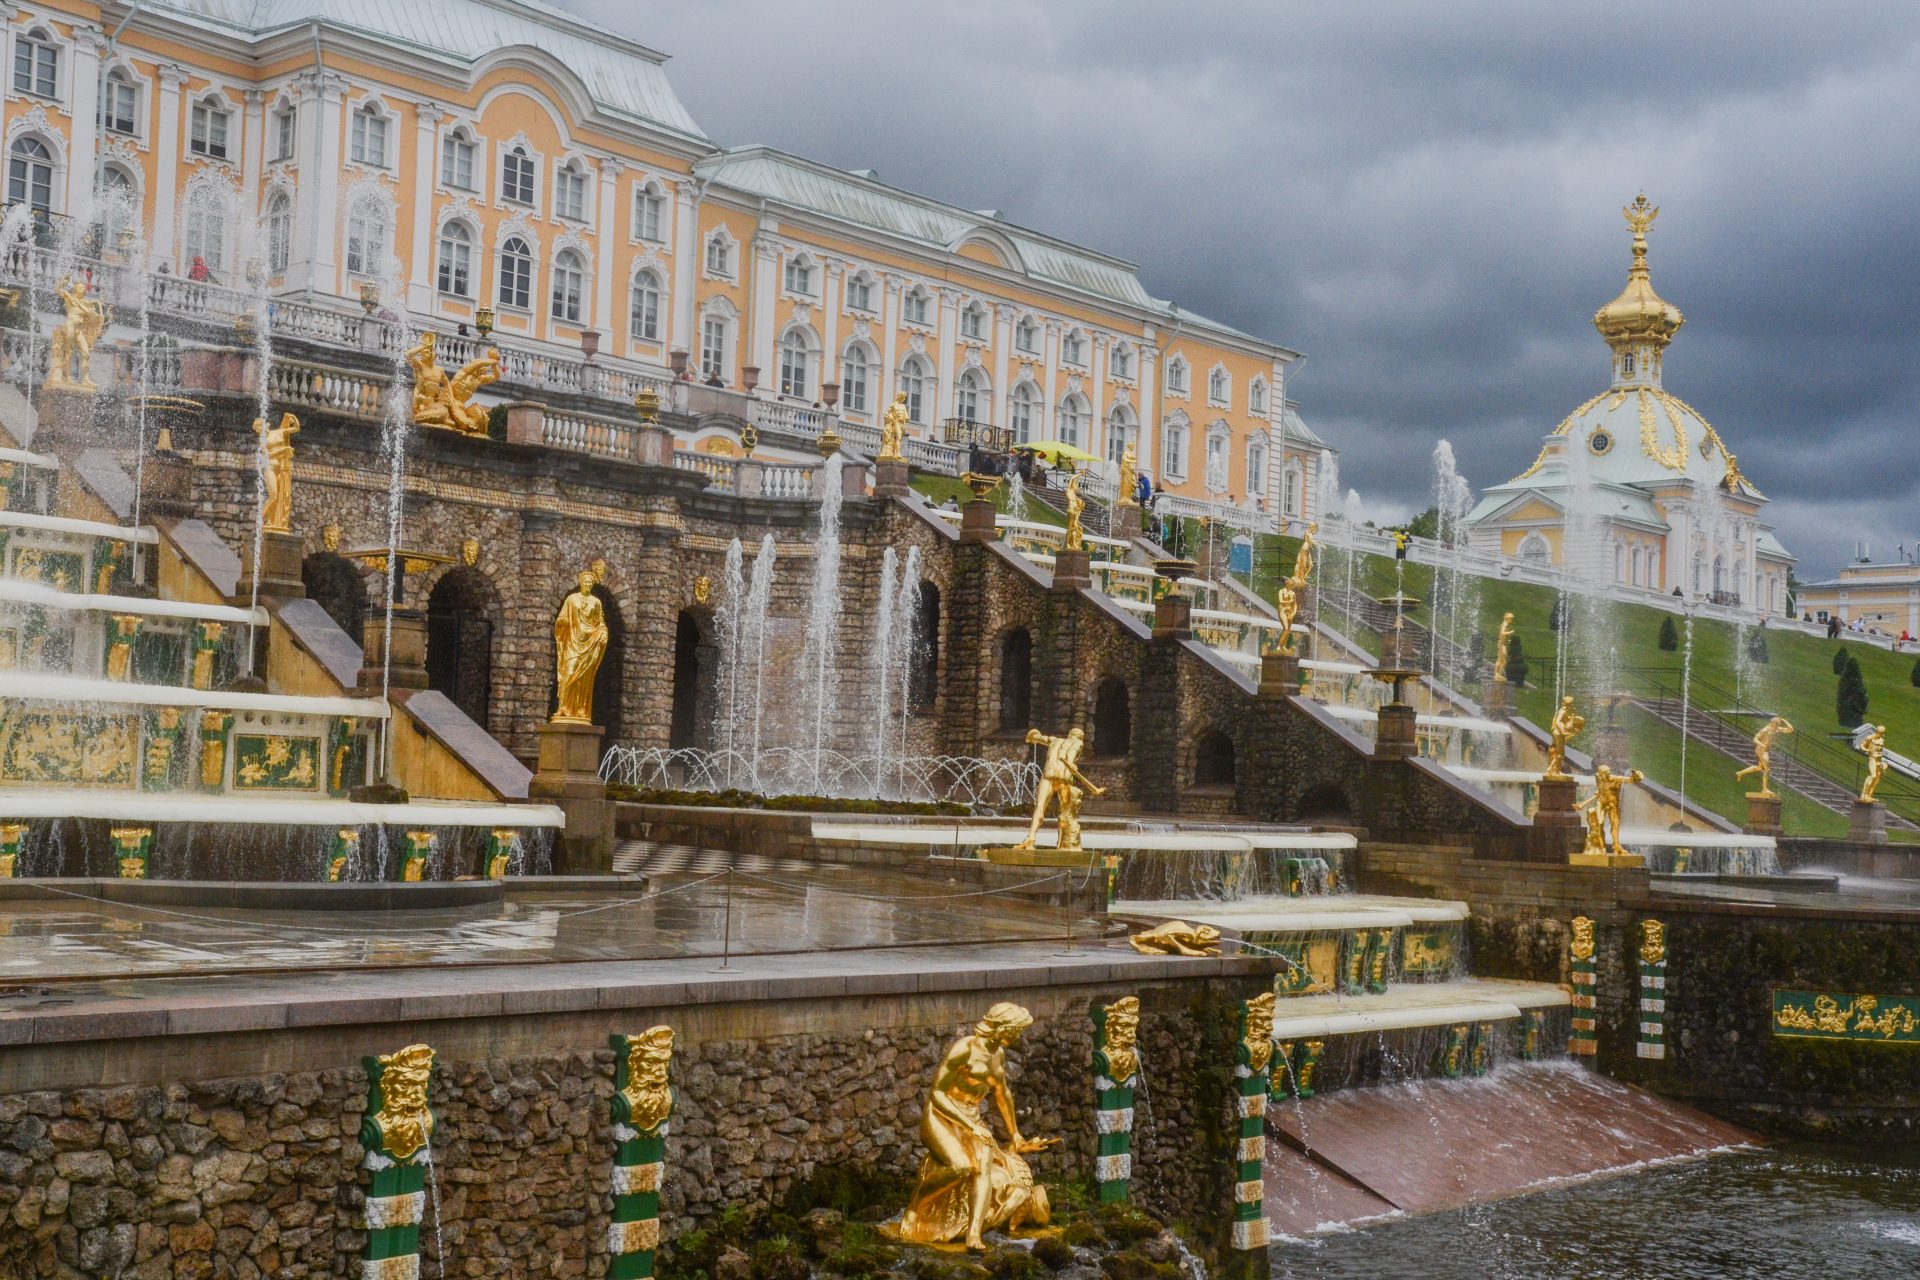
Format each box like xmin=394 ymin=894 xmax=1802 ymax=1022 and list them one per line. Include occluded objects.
xmin=1154 ymin=491 xmax=1268 ymax=529
xmin=674 ymin=451 xmax=736 ymax=490
xmin=543 ymin=409 xmax=634 ymax=458
xmin=942 ymin=416 xmax=1014 ymax=452
xmin=265 ymin=359 xmax=387 ymax=421
xmin=148 ymin=272 xmax=256 ymax=323
xmin=761 ymin=464 xmax=814 ymax=499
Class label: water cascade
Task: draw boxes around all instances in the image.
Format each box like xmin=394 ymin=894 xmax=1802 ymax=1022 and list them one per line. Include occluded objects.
xmin=800 ymin=453 xmax=845 ymax=792
xmin=712 ymin=538 xmax=748 ymax=780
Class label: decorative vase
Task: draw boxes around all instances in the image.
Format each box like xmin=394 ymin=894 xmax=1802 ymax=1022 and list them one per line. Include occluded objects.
xmin=669 ymin=349 xmax=690 ymax=380
xmin=580 ymin=329 xmax=600 ymax=360
xmin=821 ymin=382 xmax=840 ymax=408
xmin=741 ymin=365 xmax=760 ymax=395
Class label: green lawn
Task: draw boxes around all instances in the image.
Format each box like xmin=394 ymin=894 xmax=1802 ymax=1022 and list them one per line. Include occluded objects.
xmin=910 ymin=475 xmax=1065 ymax=526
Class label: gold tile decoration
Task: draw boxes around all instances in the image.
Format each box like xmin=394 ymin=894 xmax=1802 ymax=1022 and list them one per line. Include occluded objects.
xmin=232 ymin=735 xmax=322 ymax=790
xmin=0 ymin=712 xmax=139 ymax=787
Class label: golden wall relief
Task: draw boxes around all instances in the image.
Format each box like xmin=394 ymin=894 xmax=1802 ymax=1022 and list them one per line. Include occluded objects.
xmin=0 ymin=711 xmax=139 ymax=787
xmin=231 ymin=734 xmax=322 ymax=790
xmin=1773 ymin=990 xmax=1920 ymax=1043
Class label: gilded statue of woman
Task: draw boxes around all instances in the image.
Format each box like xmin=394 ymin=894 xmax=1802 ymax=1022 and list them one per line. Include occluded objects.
xmin=1492 ymin=612 xmax=1516 ymax=684
xmin=895 ymin=1002 xmax=1055 ymax=1251
xmin=1275 ymin=582 xmax=1301 ymax=655
xmin=252 ymin=411 xmax=300 ymax=533
xmin=1117 ymin=443 xmax=1138 ymax=509
xmin=878 ymin=391 xmax=909 ymax=461
xmin=552 ymin=570 xmax=609 ymax=724
xmin=1546 ymin=694 xmax=1584 ymax=781
xmin=1063 ymin=470 xmax=1086 ymax=552
xmin=407 ymin=332 xmax=455 ymax=428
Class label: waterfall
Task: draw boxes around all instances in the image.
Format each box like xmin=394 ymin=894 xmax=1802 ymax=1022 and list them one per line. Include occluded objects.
xmin=870 ymin=547 xmax=900 ymax=797
xmin=800 ymin=455 xmax=845 ymax=793
xmin=745 ymin=534 xmax=776 ymax=791
xmin=893 ymin=546 xmax=923 ymax=793
xmin=712 ymin=538 xmax=747 ymax=783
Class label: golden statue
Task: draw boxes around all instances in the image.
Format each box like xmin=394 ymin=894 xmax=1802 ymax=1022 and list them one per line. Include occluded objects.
xmin=895 ymin=1002 xmax=1055 ymax=1251
xmin=370 ymin=1043 xmax=435 ymax=1161
xmin=1098 ymin=996 xmax=1140 ymax=1083
xmin=551 ymin=569 xmax=609 ymax=724
xmin=1242 ymin=991 xmax=1277 ymax=1075
xmin=1017 ymin=726 xmax=1101 ymax=850
xmin=1570 ymin=915 xmax=1596 ymax=962
xmin=1492 ymin=612 xmax=1515 ymax=684
xmin=251 ymin=412 xmax=300 ymax=534
xmin=1859 ymin=724 xmax=1888 ymax=803
xmin=1274 ymin=583 xmax=1300 ymax=656
xmin=1062 ymin=470 xmax=1086 ymax=553
xmin=1116 ymin=443 xmax=1138 ymax=509
xmin=1291 ymin=521 xmax=1319 ymax=586
xmin=407 ymin=332 xmax=500 ymax=435
xmin=1127 ymin=921 xmax=1222 ymax=957
xmin=47 ymin=277 xmax=109 ymax=391
xmin=1576 ymin=763 xmax=1644 ymax=860
xmin=1639 ymin=919 xmax=1667 ymax=967
xmin=620 ymin=1025 xmax=675 ymax=1132
xmin=878 ymin=391 xmax=909 ymax=462
xmin=1545 ymin=695 xmax=1584 ymax=781
xmin=1734 ymin=715 xmax=1795 ymax=798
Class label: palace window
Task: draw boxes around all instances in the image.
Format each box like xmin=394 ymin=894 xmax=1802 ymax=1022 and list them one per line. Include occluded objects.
xmin=436 ymin=222 xmax=473 ymax=296
xmin=700 ymin=316 xmax=728 ymax=381
xmin=783 ymin=256 xmax=813 ymax=296
xmin=190 ymin=100 xmax=231 ymax=159
xmin=1015 ymin=317 xmax=1039 ymax=353
xmin=961 ymin=303 xmax=986 ymax=340
xmin=497 ymin=236 xmax=532 ymax=309
xmin=1283 ymin=464 xmax=1301 ymax=515
xmin=101 ymin=165 xmax=136 ymax=244
xmin=501 ymin=146 xmax=534 ymax=205
xmin=265 ymin=192 xmax=292 ymax=274
xmin=629 ymin=269 xmax=662 ymax=341
xmin=1062 ymin=331 xmax=1085 ymax=366
xmin=184 ymin=205 xmax=225 ymax=274
xmin=274 ymin=105 xmax=296 ymax=161
xmin=7 ymin=137 xmax=54 ymax=213
xmin=778 ymin=329 xmax=811 ymax=399
xmin=346 ymin=210 xmax=386 ymax=277
xmin=705 ymin=233 xmax=732 ymax=277
xmin=1010 ymin=383 xmax=1036 ymax=442
xmin=1208 ymin=367 xmax=1229 ymax=406
xmin=899 ymin=356 xmax=932 ymax=424
xmin=555 ymin=164 xmax=588 ymax=222
xmin=846 ymin=273 xmax=873 ymax=313
xmin=841 ymin=345 xmax=870 ymax=414
xmin=1247 ymin=440 xmax=1267 ymax=495
xmin=1166 ymin=358 xmax=1188 ymax=394
xmin=1163 ymin=420 xmax=1189 ymax=479
xmin=1058 ymin=393 xmax=1088 ymax=448
xmin=100 ymin=70 xmax=139 ymax=135
xmin=12 ymin=29 xmax=57 ymax=99
xmin=350 ymin=104 xmax=389 ymax=167
xmin=1622 ymin=352 xmax=1636 ymax=377
xmin=956 ymin=367 xmax=986 ymax=422
xmin=904 ymin=288 xmax=930 ymax=326
xmin=550 ymin=249 xmax=585 ymax=324
xmin=634 ymin=184 xmax=665 ymax=241
xmin=1204 ymin=428 xmax=1230 ymax=492
xmin=1111 ymin=345 xmax=1133 ymax=379
xmin=1106 ymin=404 xmax=1137 ymax=464
xmin=441 ymin=131 xmax=475 ymax=189
xmin=1249 ymin=377 xmax=1267 ymax=415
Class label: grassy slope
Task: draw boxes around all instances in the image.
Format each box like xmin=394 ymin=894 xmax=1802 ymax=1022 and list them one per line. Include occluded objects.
xmin=909 ymin=476 xmax=1066 ymax=526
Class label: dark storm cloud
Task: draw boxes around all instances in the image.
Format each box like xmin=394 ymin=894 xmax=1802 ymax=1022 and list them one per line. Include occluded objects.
xmin=566 ymin=1 xmax=1920 ymax=572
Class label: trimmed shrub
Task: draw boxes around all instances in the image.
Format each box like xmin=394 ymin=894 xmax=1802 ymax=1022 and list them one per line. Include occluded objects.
xmin=1505 ymin=633 xmax=1530 ymax=688
xmin=1658 ymin=616 xmax=1680 ymax=651
xmin=1834 ymin=648 xmax=1851 ymax=675
xmin=1838 ymin=655 xmax=1870 ymax=729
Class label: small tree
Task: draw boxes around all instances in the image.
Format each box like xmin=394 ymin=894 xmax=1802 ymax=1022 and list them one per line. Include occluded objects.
xmin=1658 ymin=616 xmax=1680 ymax=651
xmin=1909 ymin=656 xmax=1920 ymax=688
xmin=1505 ymin=633 xmax=1530 ymax=688
xmin=1746 ymin=628 xmax=1770 ymax=665
xmin=1837 ymin=655 xmax=1869 ymax=729
xmin=1833 ymin=648 xmax=1851 ymax=675
xmin=1548 ymin=596 xmax=1571 ymax=633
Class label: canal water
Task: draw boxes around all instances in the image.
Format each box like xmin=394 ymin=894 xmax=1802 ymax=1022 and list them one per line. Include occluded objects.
xmin=1270 ymin=1143 xmax=1920 ymax=1279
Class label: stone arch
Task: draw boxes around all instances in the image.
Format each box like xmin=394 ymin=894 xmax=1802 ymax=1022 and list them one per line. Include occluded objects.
xmin=302 ymin=552 xmax=368 ymax=649
xmin=1191 ymin=728 xmax=1236 ymax=788
xmin=670 ymin=607 xmax=717 ymax=749
xmin=910 ymin=581 xmax=940 ymax=712
xmin=997 ymin=627 xmax=1033 ymax=734
xmin=1091 ymin=677 xmax=1131 ymax=759
xmin=425 ymin=567 xmax=499 ymax=730
xmin=1296 ymin=782 xmax=1355 ymax=823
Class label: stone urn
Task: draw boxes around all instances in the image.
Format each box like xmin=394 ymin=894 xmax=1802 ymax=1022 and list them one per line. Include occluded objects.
xmin=669 ymin=348 xmax=690 ymax=380
xmin=820 ymin=382 xmax=840 ymax=408
xmin=580 ymin=329 xmax=600 ymax=360
xmin=741 ymin=365 xmax=760 ymax=396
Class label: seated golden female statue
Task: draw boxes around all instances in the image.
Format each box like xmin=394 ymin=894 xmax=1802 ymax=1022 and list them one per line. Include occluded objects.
xmin=47 ymin=277 xmax=108 ymax=391
xmin=407 ymin=332 xmax=501 ymax=435
xmin=895 ymin=1002 xmax=1055 ymax=1251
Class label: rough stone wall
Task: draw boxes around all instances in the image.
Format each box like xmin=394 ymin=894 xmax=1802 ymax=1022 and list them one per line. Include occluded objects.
xmin=0 ymin=987 xmax=1247 ymax=1278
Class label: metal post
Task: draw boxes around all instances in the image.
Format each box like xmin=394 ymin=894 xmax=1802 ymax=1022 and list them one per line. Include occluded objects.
xmin=718 ymin=866 xmax=734 ymax=970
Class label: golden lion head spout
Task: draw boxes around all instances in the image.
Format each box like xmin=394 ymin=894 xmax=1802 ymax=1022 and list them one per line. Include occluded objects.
xmin=621 ymin=1025 xmax=675 ymax=1132
xmin=1570 ymin=915 xmax=1596 ymax=962
xmin=1640 ymin=919 xmax=1667 ymax=966
xmin=372 ymin=1044 xmax=435 ymax=1161
xmin=1100 ymin=996 xmax=1141 ymax=1084
xmin=1243 ymin=992 xmax=1277 ymax=1075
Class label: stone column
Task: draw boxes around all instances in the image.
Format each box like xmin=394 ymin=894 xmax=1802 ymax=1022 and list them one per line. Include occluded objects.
xmin=749 ymin=233 xmax=779 ymax=377
xmin=66 ymin=27 xmax=104 ymax=218
xmin=1529 ymin=776 xmax=1584 ymax=862
xmin=594 ymin=157 xmax=624 ymax=340
xmin=405 ymin=100 xmax=444 ymax=313
xmin=878 ymin=274 xmax=903 ymax=410
xmin=1134 ymin=633 xmax=1184 ymax=813
xmin=671 ymin=184 xmax=698 ymax=353
xmin=506 ymin=510 xmax=565 ymax=759
xmin=625 ymin=526 xmax=680 ymax=750
xmin=530 ymin=719 xmax=612 ymax=872
xmin=151 ymin=65 xmax=188 ymax=267
xmin=940 ymin=539 xmax=989 ymax=759
xmin=304 ymin=72 xmax=348 ymax=295
xmin=935 ymin=288 xmax=958 ymax=418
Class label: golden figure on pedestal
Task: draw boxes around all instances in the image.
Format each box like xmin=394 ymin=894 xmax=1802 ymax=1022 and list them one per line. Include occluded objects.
xmin=1292 ymin=521 xmax=1319 ymax=587
xmin=47 ymin=277 xmax=108 ymax=391
xmin=1576 ymin=763 xmax=1644 ymax=860
xmin=1859 ymin=724 xmax=1888 ymax=803
xmin=1274 ymin=583 xmax=1301 ymax=656
xmin=370 ymin=1043 xmax=436 ymax=1161
xmin=1117 ymin=443 xmax=1138 ymax=509
xmin=1016 ymin=726 xmax=1102 ymax=851
xmin=407 ymin=331 xmax=501 ymax=435
xmin=1735 ymin=715 xmax=1795 ymax=798
xmin=1545 ymin=695 xmax=1584 ymax=781
xmin=1063 ymin=470 xmax=1086 ymax=553
xmin=1492 ymin=612 xmax=1515 ymax=684
xmin=894 ymin=1002 xmax=1055 ymax=1251
xmin=878 ymin=391 xmax=909 ymax=462
xmin=551 ymin=570 xmax=609 ymax=724
xmin=1639 ymin=919 xmax=1667 ymax=966
xmin=620 ymin=1026 xmax=676 ymax=1132
xmin=251 ymin=412 xmax=301 ymax=534
xmin=1098 ymin=996 xmax=1141 ymax=1082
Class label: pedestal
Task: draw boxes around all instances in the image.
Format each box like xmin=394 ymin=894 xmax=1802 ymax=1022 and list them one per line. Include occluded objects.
xmin=357 ymin=608 xmax=429 ymax=692
xmin=529 ymin=719 xmax=613 ymax=873
xmin=1373 ymin=702 xmax=1417 ymax=759
xmin=1052 ymin=548 xmax=1093 ymax=591
xmin=1482 ymin=680 xmax=1512 ymax=719
xmin=960 ymin=498 xmax=997 ymax=545
xmin=139 ymin=448 xmax=195 ymax=520
xmin=873 ymin=457 xmax=911 ymax=497
xmin=233 ymin=529 xmax=306 ymax=603
xmin=1745 ymin=793 xmax=1784 ymax=838
xmin=31 ymin=386 xmax=104 ymax=454
xmin=1259 ymin=652 xmax=1301 ymax=700
xmin=1528 ymin=775 xmax=1584 ymax=862
xmin=1153 ymin=591 xmax=1193 ymax=640
xmin=1379 ymin=628 xmax=1417 ymax=670
xmin=1850 ymin=799 xmax=1889 ymax=845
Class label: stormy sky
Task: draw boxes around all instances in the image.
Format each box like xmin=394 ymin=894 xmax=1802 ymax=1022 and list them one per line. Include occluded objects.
xmin=568 ymin=2 xmax=1920 ymax=578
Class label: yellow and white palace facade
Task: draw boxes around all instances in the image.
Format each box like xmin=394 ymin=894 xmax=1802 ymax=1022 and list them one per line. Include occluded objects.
xmin=1464 ymin=198 xmax=1794 ymax=618
xmin=0 ymin=0 xmax=1329 ymax=521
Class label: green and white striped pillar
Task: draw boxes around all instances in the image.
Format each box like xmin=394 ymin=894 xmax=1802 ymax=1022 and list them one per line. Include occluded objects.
xmin=401 ymin=831 xmax=435 ymax=882
xmin=487 ymin=828 xmax=522 ymax=879
xmin=327 ymin=829 xmax=360 ymax=881
xmin=1637 ymin=919 xmax=1668 ymax=1061
xmin=0 ymin=822 xmax=24 ymax=877
xmin=1521 ymin=1009 xmax=1546 ymax=1060
xmin=1092 ymin=996 xmax=1140 ymax=1203
xmin=1441 ymin=1024 xmax=1468 ymax=1078
xmin=609 ymin=1027 xmax=675 ymax=1278
xmin=1569 ymin=915 xmax=1598 ymax=1057
xmin=1230 ymin=993 xmax=1274 ymax=1252
xmin=359 ymin=1044 xmax=436 ymax=1280
xmin=111 ymin=825 xmax=153 ymax=879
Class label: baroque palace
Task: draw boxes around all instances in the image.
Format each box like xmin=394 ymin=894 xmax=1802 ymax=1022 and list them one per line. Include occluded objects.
xmin=0 ymin=0 xmax=1326 ymax=519
xmin=1464 ymin=197 xmax=1794 ymax=616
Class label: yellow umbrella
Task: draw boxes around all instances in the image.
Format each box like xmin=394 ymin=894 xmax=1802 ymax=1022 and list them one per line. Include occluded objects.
xmin=1015 ymin=440 xmax=1100 ymax=465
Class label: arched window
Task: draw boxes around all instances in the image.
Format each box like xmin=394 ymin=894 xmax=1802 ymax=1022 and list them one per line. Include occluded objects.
xmin=960 ymin=302 xmax=987 ymax=340
xmin=1246 ymin=437 xmax=1268 ymax=497
xmin=1092 ymin=678 xmax=1130 ymax=758
xmin=904 ymin=287 xmax=931 ymax=326
xmin=998 ymin=629 xmax=1032 ymax=733
xmin=700 ymin=309 xmax=730 ymax=382
xmin=910 ymin=583 xmax=940 ymax=711
xmin=272 ymin=102 xmax=297 ymax=162
xmin=1058 ymin=393 xmax=1089 ymax=448
xmin=1162 ymin=416 xmax=1189 ymax=480
xmin=1249 ymin=377 xmax=1268 ymax=415
xmin=840 ymin=343 xmax=871 ymax=414
xmin=778 ymin=326 xmax=812 ymax=399
xmin=1105 ymin=403 xmax=1137 ymax=464
xmin=435 ymin=221 xmax=472 ymax=296
xmin=955 ymin=367 xmax=987 ymax=422
xmin=1712 ymin=555 xmax=1725 ymax=596
xmin=501 ymin=145 xmax=535 ymax=205
xmin=1010 ymin=382 xmax=1038 ymax=442
xmin=1282 ymin=463 xmax=1301 ymax=516
xmin=1110 ymin=343 xmax=1134 ymax=380
xmin=554 ymin=161 xmax=588 ymax=222
xmin=1208 ymin=366 xmax=1230 ymax=406
xmin=1193 ymin=730 xmax=1236 ymax=788
xmin=669 ymin=610 xmax=711 ymax=749
xmin=1015 ymin=316 xmax=1039 ymax=353
xmin=1520 ymin=532 xmax=1552 ymax=565
xmin=14 ymin=29 xmax=59 ymax=98
xmin=498 ymin=236 xmax=532 ymax=309
xmin=426 ymin=569 xmax=497 ymax=731
xmin=705 ymin=231 xmax=732 ymax=277
xmin=633 ymin=182 xmax=666 ymax=241
xmin=440 ymin=127 xmax=476 ymax=189
xmin=1631 ymin=546 xmax=1643 ymax=587
xmin=345 ymin=204 xmax=386 ymax=277
xmin=7 ymin=138 xmax=54 ymax=212
xmin=550 ymin=248 xmax=585 ymax=323
xmin=845 ymin=271 xmax=875 ymax=313
xmin=100 ymin=68 xmax=139 ymax=134
xmin=350 ymin=102 xmax=389 ymax=167
xmin=265 ymin=192 xmax=293 ymax=275
xmin=899 ymin=355 xmax=932 ymax=424
xmin=1166 ymin=357 xmax=1189 ymax=395
xmin=629 ymin=269 xmax=663 ymax=341
xmin=184 ymin=202 xmax=226 ymax=275
xmin=782 ymin=254 xmax=814 ymax=296
xmin=100 ymin=164 xmax=137 ymax=247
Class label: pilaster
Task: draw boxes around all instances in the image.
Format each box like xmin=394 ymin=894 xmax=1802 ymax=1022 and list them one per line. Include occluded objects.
xmin=66 ymin=26 xmax=105 ymax=217
xmin=151 ymin=64 xmax=189 ymax=266
xmin=594 ymin=156 xmax=623 ymax=340
xmin=406 ymin=100 xmax=444 ymax=312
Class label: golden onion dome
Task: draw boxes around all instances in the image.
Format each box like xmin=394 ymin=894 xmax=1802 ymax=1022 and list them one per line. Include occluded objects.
xmin=1593 ymin=195 xmax=1683 ymax=351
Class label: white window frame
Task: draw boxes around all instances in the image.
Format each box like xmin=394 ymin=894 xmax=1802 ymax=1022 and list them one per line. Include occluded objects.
xmin=955 ymin=367 xmax=988 ymax=422
xmin=840 ymin=342 xmax=872 ymax=414
xmin=500 ymin=144 xmax=537 ymax=207
xmin=629 ymin=268 xmax=663 ymax=342
xmin=1014 ymin=317 xmax=1039 ymax=354
xmin=264 ymin=190 xmax=293 ymax=275
xmin=440 ymin=129 xmax=477 ymax=191
xmin=1166 ymin=357 xmax=1189 ymax=396
xmin=1207 ymin=364 xmax=1231 ymax=409
xmin=778 ymin=326 xmax=813 ymax=400
xmin=189 ymin=96 xmax=233 ymax=160
xmin=1110 ymin=343 xmax=1134 ymax=381
xmin=99 ymin=68 xmax=140 ymax=136
xmin=1010 ymin=382 xmax=1038 ymax=442
xmin=349 ymin=102 xmax=391 ymax=168
xmin=1246 ymin=438 xmax=1268 ymax=496
xmin=6 ymin=136 xmax=57 ymax=213
xmin=1249 ymin=376 xmax=1268 ymax=415
xmin=554 ymin=161 xmax=589 ymax=224
xmin=1163 ymin=418 xmax=1189 ymax=480
xmin=700 ymin=315 xmax=730 ymax=381
xmin=12 ymin=28 xmax=59 ymax=100
xmin=1105 ymin=405 xmax=1137 ymax=465
xmin=633 ymin=182 xmax=666 ymax=242
xmin=1062 ymin=330 xmax=1087 ymax=368
xmin=903 ymin=287 xmax=931 ymax=328
xmin=1058 ymin=393 xmax=1089 ymax=448
xmin=272 ymin=102 xmax=296 ymax=162
xmin=898 ymin=355 xmax=933 ymax=424
xmin=497 ymin=235 xmax=534 ymax=311
xmin=703 ymin=228 xmax=736 ymax=281
xmin=346 ymin=207 xmax=387 ymax=278
xmin=550 ymin=248 xmax=586 ymax=324
xmin=960 ymin=302 xmax=987 ymax=341
xmin=436 ymin=220 xmax=474 ymax=297
xmin=845 ymin=271 xmax=875 ymax=314
xmin=783 ymin=254 xmax=815 ymax=298
xmin=183 ymin=203 xmax=226 ymax=275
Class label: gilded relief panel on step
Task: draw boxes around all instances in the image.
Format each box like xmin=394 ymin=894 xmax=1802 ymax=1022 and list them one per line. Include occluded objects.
xmin=0 ymin=711 xmax=140 ymax=787
xmin=231 ymin=735 xmax=322 ymax=790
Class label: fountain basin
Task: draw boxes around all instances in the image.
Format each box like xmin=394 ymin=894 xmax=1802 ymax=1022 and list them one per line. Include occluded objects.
xmin=1320 ymin=703 xmax=1509 ymax=734
xmin=0 ymin=511 xmax=160 ymax=543
xmin=0 ymin=792 xmax=563 ymax=826
xmin=1116 ymin=892 xmax=1467 ymax=932
xmin=1266 ymin=977 xmax=1568 ymax=1040
xmin=0 ymin=670 xmax=389 ymax=718
xmin=0 ymin=578 xmax=265 ymax=625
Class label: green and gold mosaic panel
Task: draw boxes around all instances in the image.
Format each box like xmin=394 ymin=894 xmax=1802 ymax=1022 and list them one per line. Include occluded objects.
xmin=232 ymin=734 xmax=323 ymax=790
xmin=1773 ymin=991 xmax=1920 ymax=1043
xmin=0 ymin=710 xmax=139 ymax=787
xmin=1401 ymin=929 xmax=1456 ymax=977
xmin=11 ymin=547 xmax=85 ymax=592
